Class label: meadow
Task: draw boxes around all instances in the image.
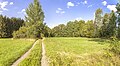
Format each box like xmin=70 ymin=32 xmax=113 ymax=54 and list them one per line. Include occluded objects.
xmin=18 ymin=39 xmax=42 ymax=66
xmin=0 ymin=37 xmax=119 ymax=66
xmin=44 ymin=37 xmax=114 ymax=66
xmin=0 ymin=39 xmax=35 ymax=66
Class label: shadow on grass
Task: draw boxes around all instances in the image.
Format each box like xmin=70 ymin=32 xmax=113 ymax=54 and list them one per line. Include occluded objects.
xmin=88 ymin=38 xmax=110 ymax=45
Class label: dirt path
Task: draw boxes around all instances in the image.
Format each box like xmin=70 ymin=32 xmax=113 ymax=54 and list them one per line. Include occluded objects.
xmin=12 ymin=40 xmax=38 ymax=66
xmin=41 ymin=38 xmax=49 ymax=66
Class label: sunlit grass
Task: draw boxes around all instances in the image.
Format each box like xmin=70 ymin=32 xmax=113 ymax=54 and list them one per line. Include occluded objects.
xmin=18 ymin=40 xmax=42 ymax=66
xmin=0 ymin=39 xmax=35 ymax=66
xmin=44 ymin=37 xmax=110 ymax=66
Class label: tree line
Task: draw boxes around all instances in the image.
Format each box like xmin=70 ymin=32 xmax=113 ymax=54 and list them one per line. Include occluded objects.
xmin=51 ymin=5 xmax=120 ymax=39
xmin=1 ymin=0 xmax=120 ymax=39
xmin=51 ymin=20 xmax=94 ymax=37
xmin=0 ymin=15 xmax=24 ymax=38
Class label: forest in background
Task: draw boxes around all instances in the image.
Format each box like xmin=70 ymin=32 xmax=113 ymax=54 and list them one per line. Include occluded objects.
xmin=0 ymin=0 xmax=120 ymax=65
xmin=0 ymin=0 xmax=120 ymax=39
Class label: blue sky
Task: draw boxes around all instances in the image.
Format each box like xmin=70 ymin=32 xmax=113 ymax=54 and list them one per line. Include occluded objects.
xmin=0 ymin=0 xmax=119 ymax=28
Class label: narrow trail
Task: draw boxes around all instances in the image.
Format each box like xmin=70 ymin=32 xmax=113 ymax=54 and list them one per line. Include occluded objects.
xmin=12 ymin=40 xmax=38 ymax=66
xmin=41 ymin=38 xmax=49 ymax=66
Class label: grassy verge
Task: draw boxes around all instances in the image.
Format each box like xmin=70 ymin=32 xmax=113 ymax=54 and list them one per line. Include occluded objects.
xmin=18 ymin=39 xmax=42 ymax=66
xmin=44 ymin=37 xmax=110 ymax=66
xmin=0 ymin=39 xmax=35 ymax=66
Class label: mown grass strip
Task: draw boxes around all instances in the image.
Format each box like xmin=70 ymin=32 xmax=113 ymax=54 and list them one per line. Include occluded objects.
xmin=18 ymin=39 xmax=42 ymax=66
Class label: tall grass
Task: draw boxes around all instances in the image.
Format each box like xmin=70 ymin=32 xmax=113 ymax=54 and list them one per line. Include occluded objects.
xmin=0 ymin=39 xmax=35 ymax=66
xmin=44 ymin=37 xmax=117 ymax=66
xmin=45 ymin=38 xmax=109 ymax=66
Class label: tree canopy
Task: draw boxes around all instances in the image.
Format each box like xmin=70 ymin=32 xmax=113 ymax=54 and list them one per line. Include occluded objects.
xmin=13 ymin=0 xmax=46 ymax=38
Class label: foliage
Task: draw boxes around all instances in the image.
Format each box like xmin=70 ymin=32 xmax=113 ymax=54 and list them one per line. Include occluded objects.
xmin=0 ymin=39 xmax=35 ymax=66
xmin=107 ymin=11 xmax=117 ymax=38
xmin=51 ymin=8 xmax=118 ymax=38
xmin=94 ymin=8 xmax=103 ymax=37
xmin=100 ymin=13 xmax=109 ymax=38
xmin=116 ymin=3 xmax=120 ymax=38
xmin=51 ymin=20 xmax=95 ymax=38
xmin=82 ymin=20 xmax=95 ymax=37
xmin=0 ymin=15 xmax=24 ymax=38
xmin=18 ymin=40 xmax=42 ymax=66
xmin=109 ymin=37 xmax=120 ymax=55
xmin=13 ymin=0 xmax=46 ymax=38
xmin=13 ymin=27 xmax=27 ymax=38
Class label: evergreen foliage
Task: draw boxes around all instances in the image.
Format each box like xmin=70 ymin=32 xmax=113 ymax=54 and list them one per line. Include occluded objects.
xmin=0 ymin=15 xmax=24 ymax=38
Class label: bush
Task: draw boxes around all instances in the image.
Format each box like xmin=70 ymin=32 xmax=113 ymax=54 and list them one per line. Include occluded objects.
xmin=13 ymin=26 xmax=44 ymax=39
xmin=13 ymin=27 xmax=27 ymax=38
xmin=109 ymin=36 xmax=120 ymax=55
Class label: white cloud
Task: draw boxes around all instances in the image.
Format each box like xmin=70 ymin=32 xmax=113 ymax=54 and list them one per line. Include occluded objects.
xmin=56 ymin=10 xmax=59 ymax=13
xmin=0 ymin=1 xmax=14 ymax=14
xmin=18 ymin=9 xmax=26 ymax=15
xmin=56 ymin=8 xmax=65 ymax=14
xmin=0 ymin=1 xmax=8 ymax=11
xmin=58 ymin=8 xmax=62 ymax=10
xmin=9 ymin=2 xmax=13 ymax=5
xmin=102 ymin=1 xmax=107 ymax=6
xmin=81 ymin=0 xmax=87 ymax=5
xmin=67 ymin=2 xmax=74 ymax=8
xmin=107 ymin=5 xmax=117 ymax=12
xmin=88 ymin=5 xmax=93 ymax=8
xmin=61 ymin=11 xmax=65 ymax=14
xmin=76 ymin=2 xmax=80 ymax=6
xmin=84 ymin=1 xmax=87 ymax=4
xmin=21 ymin=9 xmax=25 ymax=12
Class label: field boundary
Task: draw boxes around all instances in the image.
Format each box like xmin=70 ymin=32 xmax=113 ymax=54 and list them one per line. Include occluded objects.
xmin=11 ymin=39 xmax=38 ymax=66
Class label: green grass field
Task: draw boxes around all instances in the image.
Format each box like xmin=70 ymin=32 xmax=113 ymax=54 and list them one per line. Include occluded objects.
xmin=0 ymin=39 xmax=35 ymax=66
xmin=44 ymin=37 xmax=111 ymax=66
xmin=18 ymin=40 xmax=42 ymax=66
xmin=0 ymin=37 xmax=119 ymax=66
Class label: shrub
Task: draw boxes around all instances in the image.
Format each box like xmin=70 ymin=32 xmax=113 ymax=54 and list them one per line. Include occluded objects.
xmin=109 ymin=36 xmax=120 ymax=55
